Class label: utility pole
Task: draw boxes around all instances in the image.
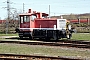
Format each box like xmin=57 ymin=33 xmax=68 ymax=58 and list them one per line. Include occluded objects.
xmin=54 ymin=13 xmax=55 ymax=16
xmin=6 ymin=0 xmax=10 ymax=34
xmin=23 ymin=3 xmax=25 ymax=13
xmin=3 ymin=0 xmax=15 ymax=34
xmin=49 ymin=5 xmax=50 ymax=18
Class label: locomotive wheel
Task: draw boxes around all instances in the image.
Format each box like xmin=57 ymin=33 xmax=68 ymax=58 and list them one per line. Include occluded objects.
xmin=19 ymin=36 xmax=23 ymax=39
xmin=45 ymin=37 xmax=50 ymax=41
xmin=54 ymin=36 xmax=58 ymax=40
xmin=29 ymin=36 xmax=32 ymax=40
xmin=53 ymin=34 xmax=58 ymax=40
xmin=29 ymin=37 xmax=32 ymax=40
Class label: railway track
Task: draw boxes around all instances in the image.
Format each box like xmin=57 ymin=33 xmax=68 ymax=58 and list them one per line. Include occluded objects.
xmin=0 ymin=40 xmax=90 ymax=49
xmin=0 ymin=53 xmax=83 ymax=60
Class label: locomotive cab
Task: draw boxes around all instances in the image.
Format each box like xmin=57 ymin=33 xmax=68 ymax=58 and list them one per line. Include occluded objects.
xmin=19 ymin=15 xmax=32 ymax=39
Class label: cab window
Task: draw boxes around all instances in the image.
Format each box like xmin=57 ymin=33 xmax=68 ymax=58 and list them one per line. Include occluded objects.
xmin=20 ymin=16 xmax=30 ymax=23
xmin=20 ymin=16 xmax=23 ymax=23
xmin=24 ymin=16 xmax=30 ymax=22
xmin=31 ymin=15 xmax=36 ymax=20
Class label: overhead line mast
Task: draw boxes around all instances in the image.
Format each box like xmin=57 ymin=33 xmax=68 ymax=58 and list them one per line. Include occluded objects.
xmin=6 ymin=0 xmax=10 ymax=34
xmin=23 ymin=3 xmax=25 ymax=13
xmin=49 ymin=5 xmax=50 ymax=18
xmin=3 ymin=0 xmax=13 ymax=34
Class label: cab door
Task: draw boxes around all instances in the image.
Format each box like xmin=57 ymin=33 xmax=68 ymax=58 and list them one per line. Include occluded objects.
xmin=20 ymin=15 xmax=30 ymax=28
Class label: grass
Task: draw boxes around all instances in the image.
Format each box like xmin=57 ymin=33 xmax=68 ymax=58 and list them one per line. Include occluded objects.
xmin=0 ymin=43 xmax=90 ymax=59
xmin=71 ymin=33 xmax=90 ymax=40
xmin=0 ymin=33 xmax=90 ymax=59
xmin=0 ymin=33 xmax=18 ymax=40
xmin=0 ymin=33 xmax=18 ymax=36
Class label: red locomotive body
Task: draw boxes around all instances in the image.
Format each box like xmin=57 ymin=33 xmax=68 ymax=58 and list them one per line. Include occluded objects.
xmin=16 ymin=9 xmax=73 ymax=40
xmin=35 ymin=19 xmax=57 ymax=28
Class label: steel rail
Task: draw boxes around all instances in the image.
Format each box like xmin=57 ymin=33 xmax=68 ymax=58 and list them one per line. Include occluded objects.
xmin=0 ymin=53 xmax=83 ymax=60
xmin=0 ymin=40 xmax=90 ymax=49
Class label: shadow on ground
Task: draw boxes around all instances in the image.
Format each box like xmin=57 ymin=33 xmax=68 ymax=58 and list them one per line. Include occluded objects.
xmin=5 ymin=37 xmax=76 ymax=42
xmin=5 ymin=37 xmax=90 ymax=45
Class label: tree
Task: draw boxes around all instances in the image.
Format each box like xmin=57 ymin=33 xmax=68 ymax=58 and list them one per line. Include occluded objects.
xmin=1 ymin=9 xmax=22 ymax=33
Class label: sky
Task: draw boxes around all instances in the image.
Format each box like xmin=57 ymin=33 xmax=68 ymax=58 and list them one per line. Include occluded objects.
xmin=0 ymin=0 xmax=90 ymax=19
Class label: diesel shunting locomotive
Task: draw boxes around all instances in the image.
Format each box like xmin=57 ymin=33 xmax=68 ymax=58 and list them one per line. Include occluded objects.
xmin=16 ymin=9 xmax=73 ymax=40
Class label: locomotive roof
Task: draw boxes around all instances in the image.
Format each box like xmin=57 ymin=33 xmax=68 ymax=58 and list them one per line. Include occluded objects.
xmin=35 ymin=18 xmax=57 ymax=20
xmin=19 ymin=13 xmax=31 ymax=16
xmin=19 ymin=12 xmax=48 ymax=16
